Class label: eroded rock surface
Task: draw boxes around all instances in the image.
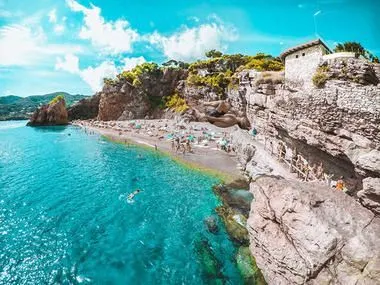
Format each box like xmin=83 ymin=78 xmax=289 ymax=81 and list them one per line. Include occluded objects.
xmin=248 ymin=176 xmax=380 ymax=285
xmin=68 ymin=94 xmax=100 ymax=120
xmin=27 ymin=98 xmax=68 ymax=126
xmin=358 ymin=177 xmax=380 ymax=215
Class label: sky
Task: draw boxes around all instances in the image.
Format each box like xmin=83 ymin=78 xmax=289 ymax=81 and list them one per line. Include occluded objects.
xmin=0 ymin=0 xmax=379 ymax=97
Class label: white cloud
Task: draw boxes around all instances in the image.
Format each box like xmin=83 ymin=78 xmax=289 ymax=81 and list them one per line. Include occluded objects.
xmin=55 ymin=54 xmax=118 ymax=92
xmin=55 ymin=54 xmax=80 ymax=73
xmin=54 ymin=24 xmax=65 ymax=34
xmin=48 ymin=9 xmax=57 ymax=23
xmin=0 ymin=24 xmax=83 ymax=66
xmin=66 ymin=0 xmax=139 ymax=54
xmin=148 ymin=21 xmax=237 ymax=61
xmin=80 ymin=61 xmax=118 ymax=91
xmin=122 ymin=56 xmax=146 ymax=71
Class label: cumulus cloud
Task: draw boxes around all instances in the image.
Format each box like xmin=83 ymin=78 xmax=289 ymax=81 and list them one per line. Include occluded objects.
xmin=48 ymin=9 xmax=57 ymax=23
xmin=122 ymin=56 xmax=146 ymax=71
xmin=148 ymin=21 xmax=237 ymax=61
xmin=55 ymin=54 xmax=118 ymax=92
xmin=0 ymin=24 xmax=82 ymax=66
xmin=66 ymin=0 xmax=139 ymax=54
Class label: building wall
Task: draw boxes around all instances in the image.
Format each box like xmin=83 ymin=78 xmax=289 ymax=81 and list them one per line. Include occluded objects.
xmin=284 ymin=45 xmax=326 ymax=88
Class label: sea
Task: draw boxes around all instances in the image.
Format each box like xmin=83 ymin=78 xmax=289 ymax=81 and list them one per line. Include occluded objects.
xmin=0 ymin=121 xmax=243 ymax=284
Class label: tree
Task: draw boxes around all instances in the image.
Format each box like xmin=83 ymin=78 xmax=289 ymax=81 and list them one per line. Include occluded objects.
xmin=205 ymin=49 xmax=223 ymax=58
xmin=334 ymin=42 xmax=366 ymax=58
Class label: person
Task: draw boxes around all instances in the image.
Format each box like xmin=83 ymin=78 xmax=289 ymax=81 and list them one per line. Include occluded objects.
xmin=336 ymin=176 xmax=345 ymax=191
xmin=154 ymin=144 xmax=158 ymax=151
xmin=171 ymin=139 xmax=175 ymax=151
xmin=127 ymin=189 xmax=142 ymax=201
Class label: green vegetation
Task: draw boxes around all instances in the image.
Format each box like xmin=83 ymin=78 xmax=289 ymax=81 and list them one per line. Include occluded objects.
xmin=164 ymin=93 xmax=188 ymax=113
xmin=205 ymin=49 xmax=223 ymax=58
xmin=117 ymin=62 xmax=161 ymax=87
xmin=49 ymin=94 xmax=65 ymax=105
xmin=334 ymin=41 xmax=379 ymax=63
xmin=0 ymin=92 xmax=87 ymax=121
xmin=187 ymin=51 xmax=284 ymax=94
xmin=312 ymin=67 xmax=329 ymax=88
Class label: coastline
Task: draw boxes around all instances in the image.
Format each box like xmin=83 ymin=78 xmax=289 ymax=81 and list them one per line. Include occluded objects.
xmin=72 ymin=119 xmax=246 ymax=183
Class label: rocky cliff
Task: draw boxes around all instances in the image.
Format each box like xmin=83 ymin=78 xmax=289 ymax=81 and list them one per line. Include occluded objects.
xmin=248 ymin=176 xmax=380 ymax=284
xmin=27 ymin=97 xmax=68 ymax=126
xmin=97 ymin=67 xmax=187 ymax=121
xmin=68 ymin=94 xmax=100 ymax=120
xmin=238 ymin=57 xmax=380 ymax=192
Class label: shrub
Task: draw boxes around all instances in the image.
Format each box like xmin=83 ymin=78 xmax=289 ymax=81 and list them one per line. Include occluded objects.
xmin=312 ymin=71 xmax=328 ymax=88
xmin=255 ymin=71 xmax=284 ymax=85
xmin=49 ymin=94 xmax=65 ymax=105
xmin=165 ymin=93 xmax=188 ymax=113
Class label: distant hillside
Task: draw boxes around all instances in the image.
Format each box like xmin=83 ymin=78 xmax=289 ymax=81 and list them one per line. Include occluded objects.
xmin=0 ymin=92 xmax=89 ymax=120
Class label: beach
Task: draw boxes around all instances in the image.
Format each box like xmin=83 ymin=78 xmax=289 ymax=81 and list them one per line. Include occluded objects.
xmin=72 ymin=119 xmax=246 ymax=182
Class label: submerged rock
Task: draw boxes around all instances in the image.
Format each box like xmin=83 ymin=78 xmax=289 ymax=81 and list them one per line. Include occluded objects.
xmin=216 ymin=206 xmax=249 ymax=246
xmin=204 ymin=215 xmax=219 ymax=234
xmin=193 ymin=235 xmax=225 ymax=283
xmin=235 ymin=246 xmax=266 ymax=285
xmin=248 ymin=176 xmax=380 ymax=284
xmin=27 ymin=96 xmax=68 ymax=126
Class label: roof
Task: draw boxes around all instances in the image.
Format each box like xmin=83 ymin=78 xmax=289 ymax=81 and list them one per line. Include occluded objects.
xmin=280 ymin=39 xmax=332 ymax=61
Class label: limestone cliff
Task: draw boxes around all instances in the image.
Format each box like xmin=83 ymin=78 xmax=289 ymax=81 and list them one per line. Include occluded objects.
xmin=27 ymin=97 xmax=68 ymax=126
xmin=248 ymin=176 xmax=380 ymax=284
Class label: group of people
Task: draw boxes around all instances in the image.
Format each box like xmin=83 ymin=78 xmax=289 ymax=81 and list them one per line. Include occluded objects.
xmin=171 ymin=136 xmax=193 ymax=154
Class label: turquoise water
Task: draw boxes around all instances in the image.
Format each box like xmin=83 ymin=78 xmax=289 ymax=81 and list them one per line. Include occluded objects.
xmin=0 ymin=121 xmax=243 ymax=284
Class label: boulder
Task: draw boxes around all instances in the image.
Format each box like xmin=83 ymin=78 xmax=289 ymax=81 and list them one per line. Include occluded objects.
xmin=27 ymin=97 xmax=68 ymax=126
xmin=248 ymin=176 xmax=380 ymax=285
xmin=358 ymin=177 xmax=380 ymax=215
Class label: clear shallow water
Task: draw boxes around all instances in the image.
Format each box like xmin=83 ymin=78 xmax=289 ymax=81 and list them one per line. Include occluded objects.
xmin=0 ymin=121 xmax=242 ymax=284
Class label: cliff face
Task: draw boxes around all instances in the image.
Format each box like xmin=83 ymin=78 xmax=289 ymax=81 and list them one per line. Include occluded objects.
xmin=248 ymin=176 xmax=380 ymax=285
xmin=68 ymin=94 xmax=100 ymax=120
xmin=27 ymin=98 xmax=68 ymax=126
xmin=97 ymin=68 xmax=187 ymax=121
xmin=238 ymin=58 xmax=380 ymax=191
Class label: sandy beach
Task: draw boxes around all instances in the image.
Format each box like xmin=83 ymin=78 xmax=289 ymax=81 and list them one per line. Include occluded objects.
xmin=72 ymin=119 xmax=246 ymax=182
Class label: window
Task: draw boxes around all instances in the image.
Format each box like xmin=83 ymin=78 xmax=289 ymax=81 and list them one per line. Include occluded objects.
xmin=295 ymin=54 xmax=299 ymax=58
xmin=302 ymin=53 xmax=305 ymax=56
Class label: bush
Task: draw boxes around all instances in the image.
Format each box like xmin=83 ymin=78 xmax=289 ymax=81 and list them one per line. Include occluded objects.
xmin=255 ymin=71 xmax=284 ymax=85
xmin=312 ymin=71 xmax=328 ymax=88
xmin=165 ymin=93 xmax=188 ymax=113
xmin=49 ymin=94 xmax=65 ymax=105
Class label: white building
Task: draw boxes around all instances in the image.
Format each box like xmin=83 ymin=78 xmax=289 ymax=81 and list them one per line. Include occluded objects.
xmin=280 ymin=39 xmax=331 ymax=88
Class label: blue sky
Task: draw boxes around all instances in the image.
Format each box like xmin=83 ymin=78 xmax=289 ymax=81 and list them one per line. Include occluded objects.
xmin=0 ymin=0 xmax=379 ymax=96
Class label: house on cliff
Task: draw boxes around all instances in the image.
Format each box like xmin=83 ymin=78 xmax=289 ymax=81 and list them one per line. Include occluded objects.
xmin=280 ymin=39 xmax=332 ymax=88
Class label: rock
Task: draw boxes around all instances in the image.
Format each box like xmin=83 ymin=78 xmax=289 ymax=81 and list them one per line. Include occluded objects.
xmin=193 ymin=234 xmax=225 ymax=282
xmin=235 ymin=246 xmax=266 ymax=285
xmin=216 ymin=206 xmax=249 ymax=245
xmin=27 ymin=97 xmax=68 ymax=126
xmin=358 ymin=177 xmax=380 ymax=215
xmin=248 ymin=176 xmax=380 ymax=285
xmin=204 ymin=216 xmax=219 ymax=234
xmin=67 ymin=94 xmax=100 ymax=120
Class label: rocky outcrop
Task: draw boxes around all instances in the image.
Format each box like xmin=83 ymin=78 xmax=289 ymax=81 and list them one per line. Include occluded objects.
xmin=68 ymin=94 xmax=100 ymax=120
xmin=97 ymin=67 xmax=187 ymax=121
xmin=248 ymin=176 xmax=380 ymax=285
xmin=358 ymin=177 xmax=380 ymax=215
xmin=27 ymin=98 xmax=68 ymax=126
xmin=238 ymin=62 xmax=380 ymax=193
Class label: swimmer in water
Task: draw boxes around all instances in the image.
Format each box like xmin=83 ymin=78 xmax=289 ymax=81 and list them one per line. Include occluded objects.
xmin=127 ymin=189 xmax=142 ymax=201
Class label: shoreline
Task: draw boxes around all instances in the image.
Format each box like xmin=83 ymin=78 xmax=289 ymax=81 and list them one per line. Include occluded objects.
xmin=73 ymin=119 xmax=246 ymax=184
